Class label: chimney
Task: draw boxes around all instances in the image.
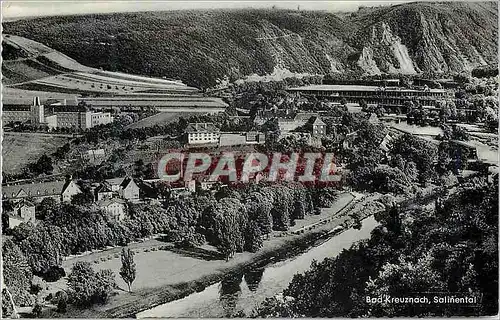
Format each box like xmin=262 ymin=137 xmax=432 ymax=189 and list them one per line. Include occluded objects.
xmin=33 ymin=96 xmax=41 ymax=106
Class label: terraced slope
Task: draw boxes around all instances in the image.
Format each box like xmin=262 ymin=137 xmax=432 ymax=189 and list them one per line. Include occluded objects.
xmin=2 ymin=34 xmax=198 ymax=97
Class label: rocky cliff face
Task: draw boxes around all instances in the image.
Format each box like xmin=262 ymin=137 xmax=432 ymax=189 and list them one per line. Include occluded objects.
xmin=350 ymin=2 xmax=497 ymax=75
xmin=355 ymin=22 xmax=418 ymax=74
xmin=3 ymin=2 xmax=497 ymax=87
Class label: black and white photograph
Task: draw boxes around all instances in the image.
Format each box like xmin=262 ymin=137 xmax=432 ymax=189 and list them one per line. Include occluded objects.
xmin=0 ymin=0 xmax=498 ymax=318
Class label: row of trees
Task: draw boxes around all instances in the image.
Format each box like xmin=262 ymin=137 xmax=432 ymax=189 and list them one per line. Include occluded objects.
xmin=6 ymin=182 xmax=336 ymax=280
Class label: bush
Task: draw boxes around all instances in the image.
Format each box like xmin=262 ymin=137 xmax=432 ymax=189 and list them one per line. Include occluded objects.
xmin=32 ymin=303 xmax=43 ymax=318
xmin=67 ymin=262 xmax=115 ymax=306
xmin=54 ymin=291 xmax=68 ymax=313
xmin=43 ymin=266 xmax=66 ymax=282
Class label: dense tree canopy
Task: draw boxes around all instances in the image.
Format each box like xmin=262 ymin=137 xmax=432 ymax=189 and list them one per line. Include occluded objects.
xmin=256 ymin=181 xmax=498 ymax=317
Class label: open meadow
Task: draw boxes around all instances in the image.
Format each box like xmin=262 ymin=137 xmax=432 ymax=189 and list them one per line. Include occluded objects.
xmin=126 ymin=112 xmax=199 ymax=129
xmin=2 ymin=132 xmax=70 ymax=174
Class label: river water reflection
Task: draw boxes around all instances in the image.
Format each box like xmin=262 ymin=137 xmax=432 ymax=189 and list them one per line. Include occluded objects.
xmin=137 ymin=215 xmax=379 ymax=318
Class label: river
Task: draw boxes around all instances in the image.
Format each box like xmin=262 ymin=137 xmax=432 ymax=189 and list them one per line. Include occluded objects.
xmin=137 ymin=215 xmax=379 ymax=318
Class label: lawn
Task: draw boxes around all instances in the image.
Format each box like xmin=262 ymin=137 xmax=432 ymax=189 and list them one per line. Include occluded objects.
xmin=2 ymin=132 xmax=70 ymax=174
xmin=388 ymin=121 xmax=444 ymax=136
xmin=127 ymin=112 xmax=199 ymax=129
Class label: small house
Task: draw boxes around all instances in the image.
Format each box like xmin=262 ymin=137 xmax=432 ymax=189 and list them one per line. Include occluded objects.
xmin=8 ymin=200 xmax=36 ymax=228
xmin=104 ymin=177 xmax=140 ymax=201
xmin=97 ymin=198 xmax=126 ymax=221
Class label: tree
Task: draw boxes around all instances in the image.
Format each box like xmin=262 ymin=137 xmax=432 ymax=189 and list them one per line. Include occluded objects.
xmin=54 ymin=291 xmax=68 ymax=313
xmin=2 ymin=290 xmax=15 ymax=318
xmin=359 ymin=99 xmax=368 ymax=111
xmin=71 ymin=191 xmax=94 ymax=205
xmin=403 ymin=100 xmax=414 ymax=114
xmin=35 ymin=198 xmax=58 ymax=220
xmin=133 ymin=159 xmax=145 ymax=178
xmin=254 ymin=294 xmax=298 ymax=317
xmin=2 ymin=212 xmax=10 ymax=233
xmin=119 ymin=248 xmax=136 ymax=292
xmin=390 ymin=134 xmax=438 ymax=184
xmin=312 ymin=187 xmax=339 ymax=208
xmin=213 ymin=198 xmax=246 ymax=260
xmin=32 ymin=302 xmax=43 ymax=318
xmin=68 ymin=261 xmax=115 ymax=306
xmin=2 ymin=239 xmax=34 ymax=308
xmin=246 ymin=192 xmax=273 ymax=238
xmin=244 ymin=221 xmax=263 ymax=253
xmin=451 ymin=125 xmax=470 ymax=141
xmin=12 ymin=222 xmax=64 ymax=275
xmin=29 ymin=154 xmax=53 ymax=175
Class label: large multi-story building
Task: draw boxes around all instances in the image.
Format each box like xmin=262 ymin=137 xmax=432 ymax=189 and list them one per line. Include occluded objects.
xmin=91 ymin=112 xmax=113 ymax=127
xmin=288 ymin=85 xmax=447 ymax=112
xmin=3 ymin=96 xmax=113 ymax=130
xmin=185 ymin=123 xmax=220 ymax=145
xmin=50 ymin=106 xmax=92 ymax=129
xmin=3 ymin=97 xmax=44 ymax=124
xmin=47 ymin=105 xmax=112 ymax=130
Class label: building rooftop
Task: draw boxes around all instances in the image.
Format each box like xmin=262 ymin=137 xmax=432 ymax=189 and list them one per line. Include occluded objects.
xmin=78 ymin=97 xmax=228 ymax=108
xmin=96 ymin=183 xmax=113 ymax=193
xmin=14 ymin=199 xmax=35 ymax=208
xmin=87 ymin=149 xmax=105 ymax=156
xmin=294 ymin=112 xmax=319 ymax=121
xmin=307 ymin=116 xmax=325 ymax=126
xmin=105 ymin=177 xmax=135 ymax=189
xmin=3 ymin=180 xmax=71 ymax=198
xmin=97 ymin=198 xmax=126 ymax=207
xmin=288 ymin=84 xmax=446 ymax=93
xmin=185 ymin=122 xmax=220 ymax=133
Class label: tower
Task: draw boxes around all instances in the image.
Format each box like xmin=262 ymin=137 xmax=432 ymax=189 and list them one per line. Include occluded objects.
xmin=30 ymin=96 xmax=44 ymax=124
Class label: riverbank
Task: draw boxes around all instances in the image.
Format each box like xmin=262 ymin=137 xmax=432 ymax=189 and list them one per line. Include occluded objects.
xmin=43 ymin=193 xmax=371 ymax=318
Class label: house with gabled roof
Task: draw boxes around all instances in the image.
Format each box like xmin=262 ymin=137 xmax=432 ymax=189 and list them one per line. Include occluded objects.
xmin=307 ymin=116 xmax=326 ymax=136
xmin=2 ymin=179 xmax=81 ymax=203
xmin=277 ymin=112 xmax=323 ymax=133
xmin=104 ymin=177 xmax=140 ymax=201
xmin=94 ymin=183 xmax=113 ymax=201
xmin=8 ymin=199 xmax=36 ymax=228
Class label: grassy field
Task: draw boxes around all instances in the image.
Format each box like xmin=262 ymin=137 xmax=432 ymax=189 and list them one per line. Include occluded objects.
xmin=2 ymin=132 xmax=70 ymax=174
xmin=3 ymin=87 xmax=80 ymax=104
xmin=127 ymin=112 xmax=199 ymax=129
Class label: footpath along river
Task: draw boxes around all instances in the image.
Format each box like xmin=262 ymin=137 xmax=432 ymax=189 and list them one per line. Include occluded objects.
xmin=137 ymin=215 xmax=379 ymax=318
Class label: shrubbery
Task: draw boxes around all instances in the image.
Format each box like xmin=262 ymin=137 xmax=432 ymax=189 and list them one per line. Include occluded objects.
xmin=67 ymin=262 xmax=115 ymax=306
